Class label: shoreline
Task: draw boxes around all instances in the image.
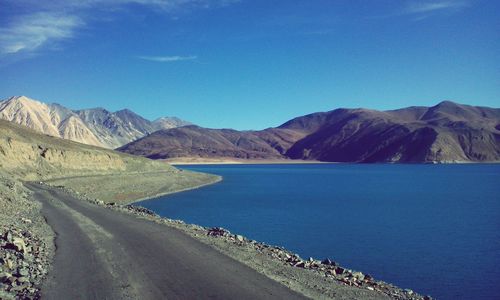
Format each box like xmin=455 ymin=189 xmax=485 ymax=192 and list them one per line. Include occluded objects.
xmin=44 ymin=181 xmax=429 ymax=300
xmin=164 ymin=158 xmax=500 ymax=165
xmin=121 ymin=175 xmax=222 ymax=205
xmin=162 ymin=157 xmax=329 ymax=165
xmin=32 ymin=166 xmax=436 ymax=300
xmin=41 ymin=169 xmax=221 ymax=205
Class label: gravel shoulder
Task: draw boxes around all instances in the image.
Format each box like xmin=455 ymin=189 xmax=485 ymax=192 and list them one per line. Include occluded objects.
xmin=0 ymin=174 xmax=53 ymax=299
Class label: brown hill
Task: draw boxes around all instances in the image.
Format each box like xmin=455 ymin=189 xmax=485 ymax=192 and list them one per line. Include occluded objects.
xmin=284 ymin=101 xmax=500 ymax=162
xmin=118 ymin=125 xmax=304 ymax=160
xmin=119 ymin=101 xmax=500 ymax=163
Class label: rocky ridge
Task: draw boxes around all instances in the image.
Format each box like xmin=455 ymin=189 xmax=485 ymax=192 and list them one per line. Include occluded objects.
xmin=0 ymin=96 xmax=191 ymax=149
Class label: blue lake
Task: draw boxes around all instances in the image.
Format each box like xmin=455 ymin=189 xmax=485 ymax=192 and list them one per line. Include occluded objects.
xmin=138 ymin=164 xmax=500 ymax=300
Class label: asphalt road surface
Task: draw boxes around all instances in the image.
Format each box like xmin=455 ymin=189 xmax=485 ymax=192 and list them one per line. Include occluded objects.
xmin=26 ymin=183 xmax=307 ymax=300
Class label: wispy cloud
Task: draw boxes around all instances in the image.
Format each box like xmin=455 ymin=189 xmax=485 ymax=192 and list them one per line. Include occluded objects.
xmin=405 ymin=0 xmax=469 ymax=14
xmin=369 ymin=0 xmax=470 ymax=20
xmin=0 ymin=13 xmax=82 ymax=54
xmin=0 ymin=0 xmax=239 ymax=55
xmin=138 ymin=55 xmax=198 ymax=62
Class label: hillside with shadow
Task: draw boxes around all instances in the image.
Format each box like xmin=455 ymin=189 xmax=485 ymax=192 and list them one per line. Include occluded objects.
xmin=119 ymin=101 xmax=500 ymax=163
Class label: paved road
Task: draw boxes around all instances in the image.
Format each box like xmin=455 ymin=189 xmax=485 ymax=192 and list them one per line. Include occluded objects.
xmin=26 ymin=183 xmax=307 ymax=300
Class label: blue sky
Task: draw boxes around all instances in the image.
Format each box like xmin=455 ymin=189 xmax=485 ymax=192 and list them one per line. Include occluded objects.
xmin=0 ymin=0 xmax=499 ymax=129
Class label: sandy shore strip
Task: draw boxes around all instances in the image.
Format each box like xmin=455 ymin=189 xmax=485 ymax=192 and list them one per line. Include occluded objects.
xmin=161 ymin=157 xmax=328 ymax=165
xmin=43 ymin=170 xmax=221 ymax=204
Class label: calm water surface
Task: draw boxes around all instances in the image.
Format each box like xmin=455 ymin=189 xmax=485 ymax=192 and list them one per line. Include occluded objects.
xmin=139 ymin=164 xmax=500 ymax=300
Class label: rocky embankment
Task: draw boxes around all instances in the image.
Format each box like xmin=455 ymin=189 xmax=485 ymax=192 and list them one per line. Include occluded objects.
xmin=48 ymin=183 xmax=432 ymax=300
xmin=0 ymin=176 xmax=52 ymax=300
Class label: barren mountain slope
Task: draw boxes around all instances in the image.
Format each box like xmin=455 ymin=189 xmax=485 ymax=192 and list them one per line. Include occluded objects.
xmin=117 ymin=125 xmax=297 ymax=159
xmin=0 ymin=96 xmax=62 ymax=138
xmin=152 ymin=116 xmax=192 ymax=130
xmin=0 ymin=96 xmax=192 ymax=149
xmin=285 ymin=101 xmax=500 ymax=162
xmin=0 ymin=119 xmax=172 ymax=180
xmin=76 ymin=108 xmax=147 ymax=149
xmin=119 ymin=101 xmax=500 ymax=163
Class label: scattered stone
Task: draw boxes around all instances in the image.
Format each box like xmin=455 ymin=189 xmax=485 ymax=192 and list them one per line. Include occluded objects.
xmin=17 ymin=267 xmax=29 ymax=277
xmin=321 ymin=258 xmax=337 ymax=266
xmin=5 ymin=259 xmax=14 ymax=270
xmin=124 ymin=205 xmax=157 ymax=216
xmin=0 ymin=272 xmax=13 ymax=283
xmin=207 ymin=227 xmax=230 ymax=237
xmin=4 ymin=232 xmax=12 ymax=243
xmin=16 ymin=276 xmax=29 ymax=283
xmin=352 ymin=272 xmax=365 ymax=281
xmin=405 ymin=289 xmax=414 ymax=295
xmin=0 ymin=290 xmax=15 ymax=300
xmin=235 ymin=235 xmax=244 ymax=242
xmin=21 ymin=218 xmax=32 ymax=224
xmin=0 ymin=177 xmax=55 ymax=299
xmin=12 ymin=237 xmax=27 ymax=254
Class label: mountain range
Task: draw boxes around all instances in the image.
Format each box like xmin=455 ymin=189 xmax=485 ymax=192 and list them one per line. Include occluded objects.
xmin=0 ymin=96 xmax=191 ymax=149
xmin=1 ymin=95 xmax=498 ymax=163
xmin=118 ymin=101 xmax=500 ymax=163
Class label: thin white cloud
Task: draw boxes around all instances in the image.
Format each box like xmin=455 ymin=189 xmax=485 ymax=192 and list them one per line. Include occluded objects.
xmin=0 ymin=13 xmax=83 ymax=54
xmin=405 ymin=0 xmax=469 ymax=14
xmin=3 ymin=0 xmax=239 ymax=12
xmin=369 ymin=0 xmax=470 ymax=20
xmin=138 ymin=55 xmax=198 ymax=62
xmin=0 ymin=0 xmax=238 ymax=55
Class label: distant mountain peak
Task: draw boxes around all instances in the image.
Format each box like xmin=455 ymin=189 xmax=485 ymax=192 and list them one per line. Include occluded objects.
xmin=0 ymin=95 xmax=193 ymax=149
xmin=4 ymin=95 xmax=43 ymax=105
xmin=152 ymin=116 xmax=192 ymax=131
xmin=115 ymin=108 xmax=135 ymax=114
xmin=8 ymin=95 xmax=30 ymax=101
xmin=80 ymin=107 xmax=110 ymax=114
xmin=434 ymin=100 xmax=461 ymax=107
